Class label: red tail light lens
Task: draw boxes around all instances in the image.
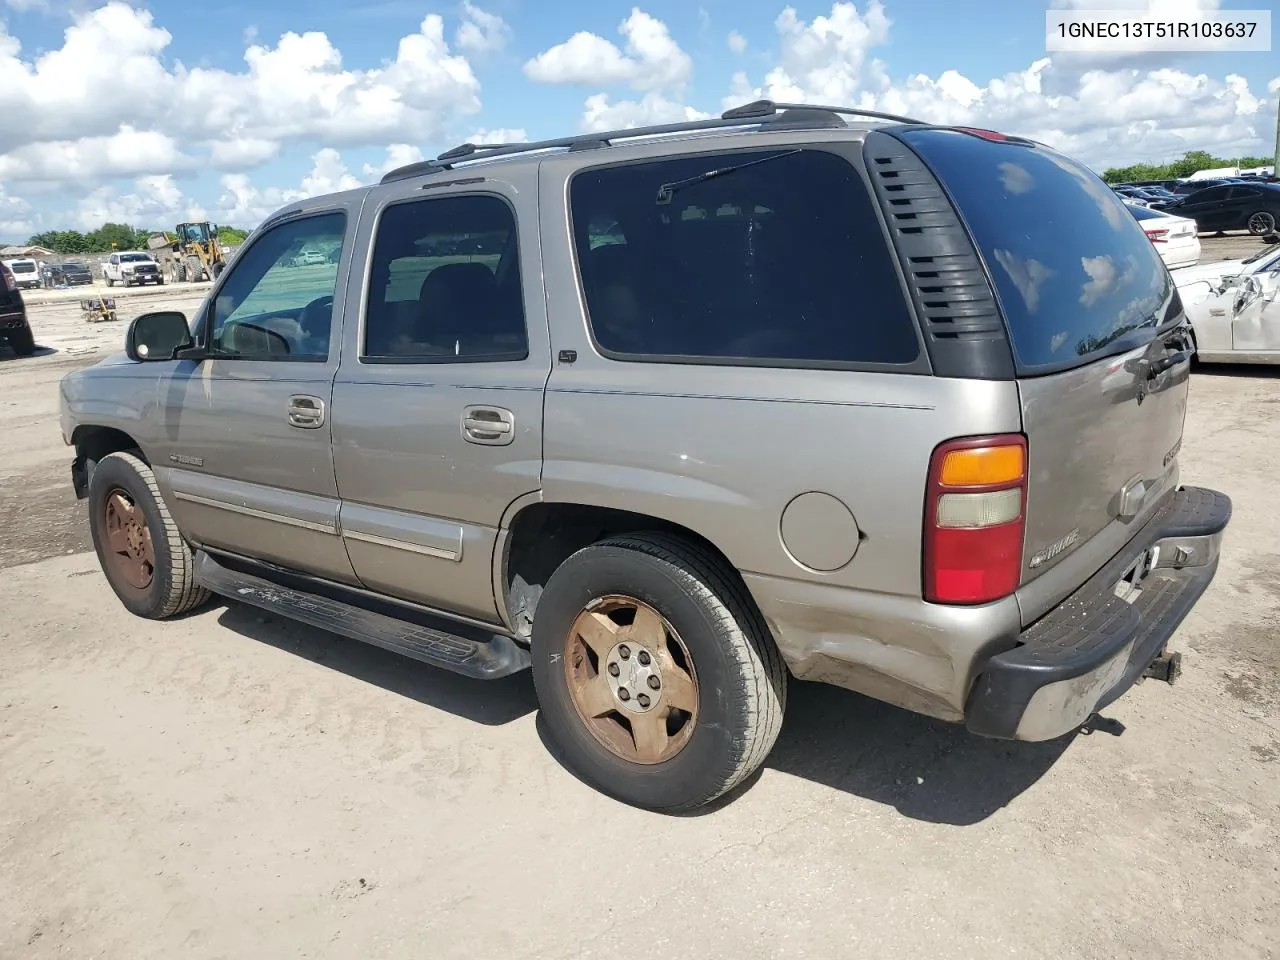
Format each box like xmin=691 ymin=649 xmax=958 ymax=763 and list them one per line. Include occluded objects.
xmin=1 ymin=265 xmax=15 ymax=292
xmin=923 ymin=434 xmax=1027 ymax=605
xmin=1144 ymin=228 xmax=1169 ymax=243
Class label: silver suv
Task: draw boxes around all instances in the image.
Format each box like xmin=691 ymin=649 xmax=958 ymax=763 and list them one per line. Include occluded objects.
xmin=59 ymin=102 xmax=1232 ymax=811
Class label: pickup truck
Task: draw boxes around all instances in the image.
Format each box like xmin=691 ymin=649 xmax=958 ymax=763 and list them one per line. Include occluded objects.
xmin=103 ymin=252 xmax=164 ymax=287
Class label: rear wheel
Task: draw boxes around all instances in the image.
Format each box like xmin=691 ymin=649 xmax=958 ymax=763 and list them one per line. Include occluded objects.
xmin=1247 ymin=211 xmax=1276 ymax=236
xmin=7 ymin=324 xmax=35 ymax=356
xmin=87 ymin=451 xmax=210 ymax=619
xmin=530 ymin=533 xmax=787 ymax=812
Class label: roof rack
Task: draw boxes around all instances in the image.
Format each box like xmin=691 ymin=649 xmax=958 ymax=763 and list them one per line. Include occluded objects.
xmin=380 ymin=100 xmax=927 ymax=184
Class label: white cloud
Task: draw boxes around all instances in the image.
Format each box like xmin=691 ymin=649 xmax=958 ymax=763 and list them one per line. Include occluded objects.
xmin=73 ymin=174 xmax=206 ymax=232
xmin=0 ymin=128 xmax=194 ymax=182
xmin=728 ymin=30 xmax=747 ymax=53
xmin=455 ymin=1 xmax=510 ymax=55
xmin=0 ymin=183 xmax=33 ymax=239
xmin=467 ymin=127 xmax=528 ymax=144
xmin=0 ymin=1 xmax=482 ymax=182
xmin=524 ymin=7 xmax=692 ymax=93
xmin=299 ymin=148 xmax=361 ymax=197
xmin=207 ymin=138 xmax=281 ymax=170
xmin=581 ymin=91 xmax=711 ymax=133
xmin=718 ymin=1 xmax=1278 ymax=170
xmin=362 ymin=143 xmax=427 ymax=179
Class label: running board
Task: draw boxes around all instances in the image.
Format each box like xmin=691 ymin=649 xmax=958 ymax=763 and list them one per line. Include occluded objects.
xmin=194 ymin=551 xmax=530 ymax=680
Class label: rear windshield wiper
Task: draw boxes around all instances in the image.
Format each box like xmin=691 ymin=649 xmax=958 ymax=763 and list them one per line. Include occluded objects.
xmin=655 ymin=149 xmax=802 ymax=205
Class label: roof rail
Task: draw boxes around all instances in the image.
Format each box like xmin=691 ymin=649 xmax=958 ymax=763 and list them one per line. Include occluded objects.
xmin=380 ymin=101 xmax=925 ymax=184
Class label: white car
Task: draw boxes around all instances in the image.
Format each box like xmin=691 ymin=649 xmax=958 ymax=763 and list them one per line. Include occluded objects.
xmin=1171 ymin=245 xmax=1280 ymax=364
xmin=1 ymin=257 xmax=41 ymax=289
xmin=1127 ymin=204 xmax=1200 ymax=269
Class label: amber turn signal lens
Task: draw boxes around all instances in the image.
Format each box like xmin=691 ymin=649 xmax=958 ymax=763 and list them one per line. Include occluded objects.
xmin=938 ymin=445 xmax=1025 ymax=487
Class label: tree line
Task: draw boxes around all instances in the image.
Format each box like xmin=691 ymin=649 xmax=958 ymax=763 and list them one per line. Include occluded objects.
xmin=22 ymin=222 xmax=250 ymax=255
xmin=1102 ymin=149 xmax=1273 ymax=184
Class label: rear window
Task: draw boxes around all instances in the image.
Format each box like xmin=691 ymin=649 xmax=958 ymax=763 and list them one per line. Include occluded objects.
xmin=568 ymin=148 xmax=920 ymax=367
xmin=9 ymin=261 xmax=35 ymax=272
xmin=899 ymin=129 xmax=1175 ymax=372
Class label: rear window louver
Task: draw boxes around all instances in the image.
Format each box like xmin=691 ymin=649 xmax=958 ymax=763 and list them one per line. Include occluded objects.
xmin=863 ymin=132 xmax=1014 ymax=379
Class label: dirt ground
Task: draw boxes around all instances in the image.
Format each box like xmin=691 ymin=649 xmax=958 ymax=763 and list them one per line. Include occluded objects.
xmin=1 ymin=236 xmax=1278 ymax=960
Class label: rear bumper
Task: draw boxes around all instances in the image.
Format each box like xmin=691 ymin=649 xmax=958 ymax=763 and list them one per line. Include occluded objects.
xmin=965 ymin=485 xmax=1231 ymax=741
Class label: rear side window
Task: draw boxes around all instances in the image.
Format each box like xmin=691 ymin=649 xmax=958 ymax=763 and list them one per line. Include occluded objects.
xmin=362 ymin=194 xmax=527 ymax=362
xmin=898 ymin=129 xmax=1175 ymax=372
xmin=568 ymin=148 xmax=919 ymax=366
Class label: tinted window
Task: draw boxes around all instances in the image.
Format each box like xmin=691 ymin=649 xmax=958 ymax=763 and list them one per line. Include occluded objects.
xmin=569 ymin=148 xmax=919 ymax=365
xmin=899 ymin=128 xmax=1175 ymax=372
xmin=209 ymin=211 xmax=346 ymax=362
xmin=1185 ymin=187 xmax=1229 ymax=203
xmin=1228 ymin=186 xmax=1262 ymax=199
xmin=362 ymin=195 xmax=527 ymax=362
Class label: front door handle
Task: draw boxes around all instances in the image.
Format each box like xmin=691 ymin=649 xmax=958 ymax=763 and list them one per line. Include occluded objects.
xmin=461 ymin=405 xmax=515 ymax=446
xmin=288 ymin=394 xmax=325 ymax=429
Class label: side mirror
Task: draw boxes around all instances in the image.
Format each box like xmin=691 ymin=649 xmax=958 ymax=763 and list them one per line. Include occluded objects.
xmin=125 ymin=311 xmax=194 ymax=362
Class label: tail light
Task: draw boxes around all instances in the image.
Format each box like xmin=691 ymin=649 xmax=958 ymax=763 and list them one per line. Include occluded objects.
xmin=1144 ymin=227 xmax=1169 ymax=243
xmin=1 ymin=265 xmax=14 ymax=292
xmin=923 ymin=434 xmax=1027 ymax=605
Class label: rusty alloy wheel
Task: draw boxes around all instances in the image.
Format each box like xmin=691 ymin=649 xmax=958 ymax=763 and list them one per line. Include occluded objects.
xmin=564 ymin=594 xmax=700 ymax=764
xmin=101 ymin=487 xmax=156 ymax=593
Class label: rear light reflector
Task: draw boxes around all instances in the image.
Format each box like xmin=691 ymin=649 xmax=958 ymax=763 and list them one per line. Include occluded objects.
xmin=924 ymin=434 xmax=1028 ymax=605
xmin=936 ymin=488 xmax=1022 ymax=528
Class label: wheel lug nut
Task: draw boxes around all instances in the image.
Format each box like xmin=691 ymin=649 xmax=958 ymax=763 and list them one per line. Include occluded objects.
xmin=618 ymin=687 xmax=631 ymax=701
xmin=647 ymin=675 xmax=660 ymax=690
xmin=637 ymin=694 xmax=651 ymax=708
xmin=608 ymin=663 xmax=620 ymax=677
xmin=637 ymin=650 xmax=651 ymax=665
xmin=619 ymin=645 xmax=631 ymax=660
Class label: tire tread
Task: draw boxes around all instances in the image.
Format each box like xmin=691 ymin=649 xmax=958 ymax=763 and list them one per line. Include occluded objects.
xmin=98 ymin=451 xmax=210 ymax=618
xmin=587 ymin=532 xmax=787 ymax=809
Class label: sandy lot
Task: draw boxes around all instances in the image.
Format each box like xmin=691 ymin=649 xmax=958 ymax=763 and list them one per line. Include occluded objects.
xmin=1 ymin=236 xmax=1278 ymax=960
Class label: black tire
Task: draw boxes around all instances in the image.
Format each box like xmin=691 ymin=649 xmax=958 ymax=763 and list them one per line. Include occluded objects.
xmin=105 ymin=276 xmax=115 ymax=287
xmin=212 ymin=261 xmax=225 ymax=279
xmin=7 ymin=324 xmax=35 ymax=356
xmin=1247 ymin=211 xmax=1277 ymax=236
xmin=87 ymin=451 xmax=211 ymax=619
xmin=530 ymin=532 xmax=787 ymax=812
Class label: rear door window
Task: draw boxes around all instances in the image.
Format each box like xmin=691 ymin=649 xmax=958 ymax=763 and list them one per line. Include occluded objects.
xmin=896 ymin=128 xmax=1177 ymax=373
xmin=568 ymin=148 xmax=920 ymax=367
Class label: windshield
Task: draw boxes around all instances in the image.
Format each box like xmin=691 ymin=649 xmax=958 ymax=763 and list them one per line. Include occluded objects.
xmin=896 ymin=128 xmax=1176 ymax=373
xmin=120 ymin=253 xmax=151 ymax=262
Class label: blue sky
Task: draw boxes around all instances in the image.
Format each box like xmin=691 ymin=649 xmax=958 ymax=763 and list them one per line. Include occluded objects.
xmin=0 ymin=0 xmax=1276 ymax=238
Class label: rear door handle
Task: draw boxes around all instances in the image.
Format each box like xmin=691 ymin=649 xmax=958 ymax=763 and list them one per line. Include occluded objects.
xmin=288 ymin=394 xmax=325 ymax=429
xmin=461 ymin=405 xmax=515 ymax=445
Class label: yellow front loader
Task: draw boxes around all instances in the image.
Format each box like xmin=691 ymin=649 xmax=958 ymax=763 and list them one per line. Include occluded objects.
xmin=147 ymin=222 xmax=228 ymax=283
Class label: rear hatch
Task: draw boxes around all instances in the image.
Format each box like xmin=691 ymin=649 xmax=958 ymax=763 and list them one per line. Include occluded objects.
xmin=896 ymin=128 xmax=1190 ymax=619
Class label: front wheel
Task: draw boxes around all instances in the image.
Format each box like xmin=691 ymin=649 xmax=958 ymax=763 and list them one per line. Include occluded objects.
xmin=530 ymin=533 xmax=787 ymax=812
xmin=87 ymin=451 xmax=211 ymax=619
xmin=1247 ymin=211 xmax=1277 ymax=236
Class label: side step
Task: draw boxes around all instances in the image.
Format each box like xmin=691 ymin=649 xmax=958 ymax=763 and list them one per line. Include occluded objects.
xmin=193 ymin=551 xmax=531 ymax=680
